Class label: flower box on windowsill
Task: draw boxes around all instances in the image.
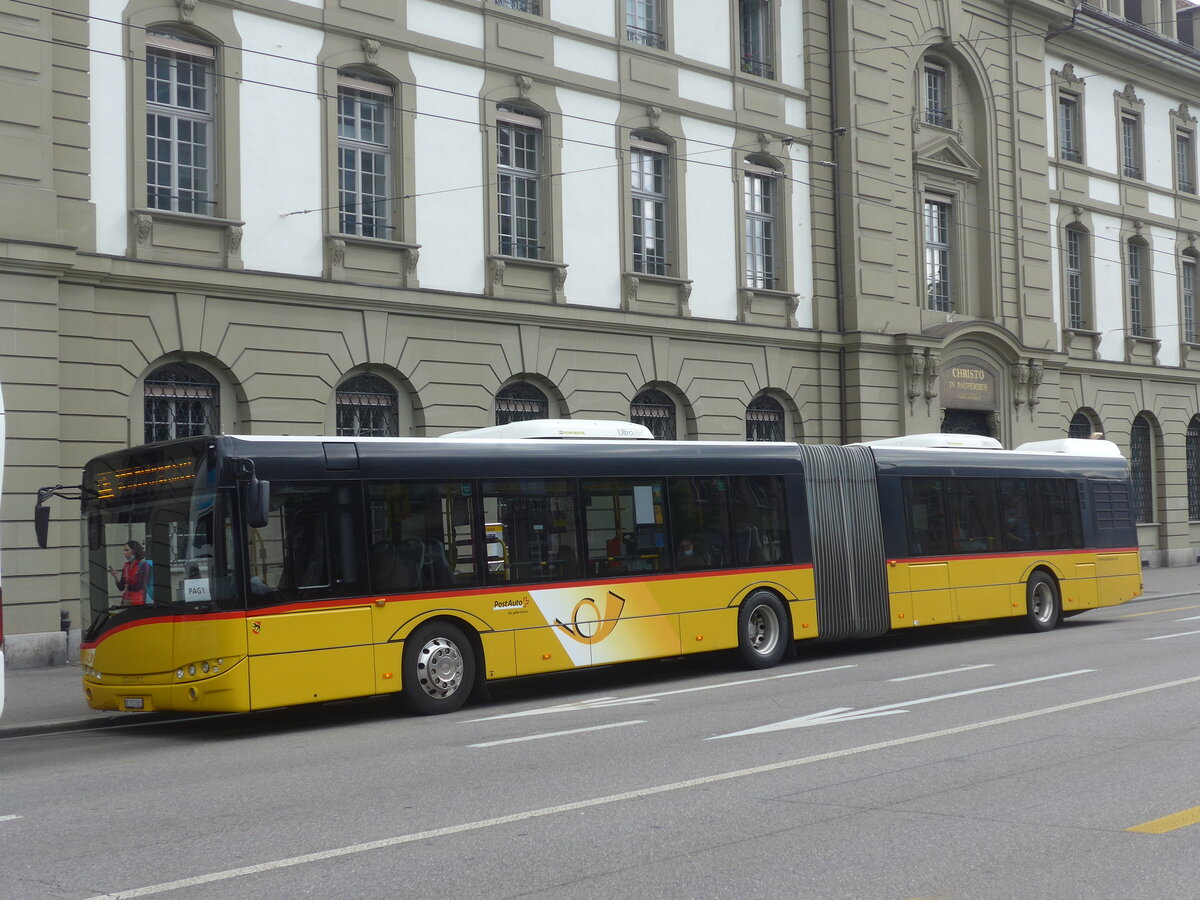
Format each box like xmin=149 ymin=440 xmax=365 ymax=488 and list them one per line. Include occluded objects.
xmin=621 ymin=272 xmax=692 ymax=317
xmin=738 ymin=286 xmax=800 ymax=328
xmin=1063 ymin=327 xmax=1100 ymax=359
xmin=130 ymin=208 xmax=245 ymax=269
xmin=1125 ymin=334 xmax=1161 ymax=365
xmin=487 ymin=255 xmax=568 ymax=303
xmin=326 ymin=234 xmax=420 ymax=288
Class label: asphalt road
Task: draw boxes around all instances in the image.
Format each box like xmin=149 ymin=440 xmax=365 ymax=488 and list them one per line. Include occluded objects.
xmin=2 ymin=591 xmax=1199 ymax=900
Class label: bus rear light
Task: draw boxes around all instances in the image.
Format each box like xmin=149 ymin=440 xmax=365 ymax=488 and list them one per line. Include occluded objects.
xmin=695 ymin=635 xmax=703 ymax=642
xmin=382 ymin=672 xmax=394 ymax=680
xmin=542 ymin=653 xmax=551 ymax=660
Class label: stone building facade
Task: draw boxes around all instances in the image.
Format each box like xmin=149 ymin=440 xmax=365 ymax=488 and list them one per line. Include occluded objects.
xmin=1 ymin=0 xmax=1198 ymax=662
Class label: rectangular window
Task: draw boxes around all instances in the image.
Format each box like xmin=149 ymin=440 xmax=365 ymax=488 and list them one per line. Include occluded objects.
xmin=1128 ymin=240 xmax=1145 ymax=337
xmin=582 ymin=478 xmax=668 ymax=576
xmin=627 ymin=0 xmax=665 ymax=49
xmin=924 ymin=197 xmax=953 ymax=312
xmin=739 ymin=0 xmax=774 ymax=79
xmin=744 ymin=165 xmax=776 ymax=289
xmin=481 ymin=479 xmax=578 ymax=585
xmin=366 ymin=481 xmax=477 ymax=593
xmin=1184 ymin=257 xmax=1197 ymax=344
xmin=1187 ymin=420 xmax=1200 ymax=520
xmin=1066 ymin=227 xmax=1086 ymax=330
xmin=1121 ymin=113 xmax=1143 ymax=178
xmin=668 ymin=476 xmax=733 ymax=571
xmin=248 ymin=482 xmax=366 ymax=606
xmin=999 ymin=479 xmax=1082 ymax=551
xmin=338 ymin=78 xmax=392 ymax=239
xmin=631 ymin=139 xmax=669 ymax=275
xmin=1177 ymin=130 xmax=1194 ymax=193
xmin=146 ymin=36 xmax=215 ymax=215
xmin=902 ymin=477 xmax=949 ymax=557
xmin=924 ymin=62 xmax=951 ymax=128
xmin=1058 ymin=93 xmax=1081 ymax=162
xmin=497 ymin=108 xmax=542 ymax=259
xmin=730 ymin=475 xmax=790 ymax=565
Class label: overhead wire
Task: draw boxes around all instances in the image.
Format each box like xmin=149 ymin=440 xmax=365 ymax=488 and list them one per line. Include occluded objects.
xmin=7 ymin=1 xmax=1200 ymax=337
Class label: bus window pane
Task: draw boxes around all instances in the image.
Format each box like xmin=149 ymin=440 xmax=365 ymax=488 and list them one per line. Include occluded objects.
xmin=730 ymin=475 xmax=790 ymax=565
xmin=902 ymin=477 xmax=949 ymax=556
xmin=945 ymin=478 xmax=1000 ymax=554
xmin=582 ymin=479 xmax=668 ymax=576
xmin=481 ymin=479 xmax=578 ymax=585
xmin=1005 ymin=478 xmax=1083 ymax=551
xmin=365 ymin=481 xmax=477 ymax=593
xmin=247 ymin=482 xmax=365 ymax=606
xmin=667 ymin=476 xmax=733 ymax=570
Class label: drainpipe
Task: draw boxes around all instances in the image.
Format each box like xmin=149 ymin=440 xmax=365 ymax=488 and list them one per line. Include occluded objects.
xmin=827 ymin=0 xmax=848 ymax=443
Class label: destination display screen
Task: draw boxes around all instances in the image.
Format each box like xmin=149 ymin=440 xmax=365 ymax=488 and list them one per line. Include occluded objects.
xmin=93 ymin=456 xmax=198 ymax=501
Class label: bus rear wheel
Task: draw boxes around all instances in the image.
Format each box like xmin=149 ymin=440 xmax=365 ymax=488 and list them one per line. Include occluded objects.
xmin=737 ymin=591 xmax=789 ymax=669
xmin=402 ymin=621 xmax=475 ymax=715
xmin=1024 ymin=572 xmax=1061 ymax=633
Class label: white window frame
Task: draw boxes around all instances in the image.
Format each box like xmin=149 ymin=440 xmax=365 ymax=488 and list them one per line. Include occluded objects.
xmin=145 ymin=33 xmax=215 ymax=215
xmin=1065 ymin=225 xmax=1088 ymax=330
xmin=627 ymin=0 xmax=665 ymax=49
xmin=1121 ymin=112 xmax=1143 ymax=179
xmin=631 ymin=136 xmax=670 ymax=276
xmin=1127 ymin=238 xmax=1147 ymax=337
xmin=1176 ymin=129 xmax=1195 ymax=193
xmin=337 ymin=75 xmax=393 ymax=239
xmin=1058 ymin=92 xmax=1081 ymax=162
xmin=923 ymin=196 xmax=953 ymax=312
xmin=744 ymin=162 xmax=777 ymax=289
xmin=496 ymin=106 xmax=543 ymax=260
xmin=738 ymin=0 xmax=774 ymax=79
xmin=924 ymin=60 xmax=951 ymax=128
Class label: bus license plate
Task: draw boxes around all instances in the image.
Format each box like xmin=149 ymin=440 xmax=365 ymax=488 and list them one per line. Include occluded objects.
xmin=123 ymin=697 xmax=145 ymax=710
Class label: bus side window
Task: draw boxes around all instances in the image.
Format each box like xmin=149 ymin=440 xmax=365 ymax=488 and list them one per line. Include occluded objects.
xmin=365 ymin=481 xmax=478 ymax=593
xmin=729 ymin=475 xmax=790 ymax=565
xmin=902 ymin=477 xmax=948 ymax=556
xmin=480 ymin=478 xmax=578 ymax=586
xmin=667 ymin=476 xmax=733 ymax=571
xmin=582 ymin=479 xmax=668 ymax=576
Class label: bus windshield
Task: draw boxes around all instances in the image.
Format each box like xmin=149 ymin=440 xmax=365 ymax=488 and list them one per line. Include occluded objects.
xmin=81 ymin=450 xmax=238 ymax=641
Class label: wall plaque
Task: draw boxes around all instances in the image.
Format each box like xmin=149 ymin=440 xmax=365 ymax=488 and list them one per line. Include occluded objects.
xmin=940 ymin=356 xmax=996 ymax=410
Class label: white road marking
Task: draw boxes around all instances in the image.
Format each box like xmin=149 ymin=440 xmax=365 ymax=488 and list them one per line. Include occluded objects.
xmin=81 ymin=673 xmax=1200 ymax=900
xmin=468 ymin=664 xmax=858 ymax=721
xmin=0 ymin=815 xmax=22 ymax=823
xmin=709 ymin=670 xmax=1095 ymax=738
xmin=888 ymin=664 xmax=993 ymax=682
xmin=1175 ymin=615 xmax=1200 ymax=622
xmin=470 ymin=720 xmax=644 ymax=748
xmin=1145 ymin=630 xmax=1200 ymax=641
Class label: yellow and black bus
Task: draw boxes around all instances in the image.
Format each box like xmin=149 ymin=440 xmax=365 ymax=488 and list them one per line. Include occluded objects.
xmin=37 ymin=431 xmax=1141 ymax=716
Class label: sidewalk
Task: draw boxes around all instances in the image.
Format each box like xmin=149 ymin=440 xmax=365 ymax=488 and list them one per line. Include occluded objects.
xmin=2 ymin=564 xmax=1197 ymax=737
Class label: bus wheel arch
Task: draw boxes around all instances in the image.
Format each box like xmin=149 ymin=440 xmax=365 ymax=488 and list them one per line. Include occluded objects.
xmin=736 ymin=589 xmax=791 ymax=669
xmin=400 ymin=617 xmax=480 ymax=715
xmin=1024 ymin=569 xmax=1062 ymax=633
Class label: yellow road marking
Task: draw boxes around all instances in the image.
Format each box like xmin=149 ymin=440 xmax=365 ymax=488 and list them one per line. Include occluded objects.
xmin=1127 ymin=806 xmax=1200 ymax=834
xmin=1120 ymin=605 xmax=1200 ymax=619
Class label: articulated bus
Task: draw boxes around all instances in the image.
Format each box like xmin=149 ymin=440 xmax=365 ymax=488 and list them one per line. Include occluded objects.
xmin=36 ymin=431 xmax=1142 ymax=716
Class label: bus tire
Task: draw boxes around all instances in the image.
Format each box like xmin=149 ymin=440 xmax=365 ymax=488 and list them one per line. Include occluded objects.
xmin=402 ymin=621 xmax=475 ymax=715
xmin=737 ymin=591 xmax=789 ymax=669
xmin=1024 ymin=572 xmax=1061 ymax=633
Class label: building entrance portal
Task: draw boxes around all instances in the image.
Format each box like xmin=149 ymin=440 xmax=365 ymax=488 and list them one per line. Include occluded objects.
xmin=941 ymin=408 xmax=992 ymax=436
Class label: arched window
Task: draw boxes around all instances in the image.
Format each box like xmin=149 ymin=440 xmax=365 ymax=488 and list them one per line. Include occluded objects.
xmin=1187 ymin=414 xmax=1200 ymax=521
xmin=1130 ymin=415 xmax=1153 ymax=524
xmin=746 ymin=395 xmax=785 ymax=441
xmin=144 ymin=362 xmax=219 ymax=443
xmin=1068 ymin=411 xmax=1096 ymax=440
xmin=495 ymin=382 xmax=548 ymax=425
xmin=631 ymin=388 xmax=676 ymax=440
xmin=336 ymin=374 xmax=398 ymax=437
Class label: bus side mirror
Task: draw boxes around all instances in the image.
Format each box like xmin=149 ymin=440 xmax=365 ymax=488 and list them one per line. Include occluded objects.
xmin=34 ymin=504 xmax=50 ymax=549
xmin=247 ymin=478 xmax=270 ymax=529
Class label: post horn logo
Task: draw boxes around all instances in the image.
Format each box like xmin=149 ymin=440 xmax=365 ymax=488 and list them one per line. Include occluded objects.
xmin=554 ymin=591 xmax=627 ymax=645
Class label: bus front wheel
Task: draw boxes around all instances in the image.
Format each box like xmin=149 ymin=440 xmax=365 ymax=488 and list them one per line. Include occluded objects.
xmin=1024 ymin=572 xmax=1061 ymax=633
xmin=402 ymin=621 xmax=476 ymax=715
xmin=737 ymin=591 xmax=789 ymax=669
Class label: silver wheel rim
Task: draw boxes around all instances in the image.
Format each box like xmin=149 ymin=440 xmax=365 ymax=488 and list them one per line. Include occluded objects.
xmin=1030 ymin=581 xmax=1055 ymax=624
xmin=747 ymin=603 xmax=781 ymax=657
xmin=415 ymin=636 xmax=464 ymax=700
